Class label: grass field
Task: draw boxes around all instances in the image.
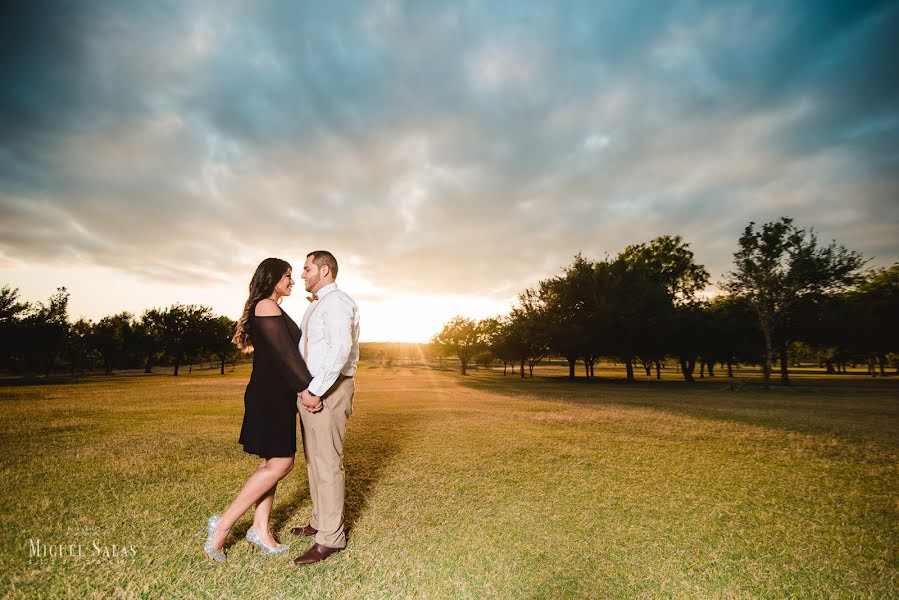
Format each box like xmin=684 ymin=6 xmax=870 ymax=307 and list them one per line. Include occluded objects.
xmin=0 ymin=364 xmax=896 ymax=598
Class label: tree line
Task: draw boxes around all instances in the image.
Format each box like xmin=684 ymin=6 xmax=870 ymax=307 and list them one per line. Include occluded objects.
xmin=0 ymin=287 xmax=242 ymax=377
xmin=432 ymin=218 xmax=898 ymax=387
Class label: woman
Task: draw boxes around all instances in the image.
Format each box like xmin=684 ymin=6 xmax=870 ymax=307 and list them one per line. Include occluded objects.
xmin=204 ymin=258 xmax=313 ymax=562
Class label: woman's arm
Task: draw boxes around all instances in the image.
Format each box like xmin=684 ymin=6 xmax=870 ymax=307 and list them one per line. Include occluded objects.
xmin=254 ymin=303 xmax=313 ymax=393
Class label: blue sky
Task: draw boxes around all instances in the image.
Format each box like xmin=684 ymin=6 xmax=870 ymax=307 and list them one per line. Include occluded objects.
xmin=1 ymin=0 xmax=897 ymax=341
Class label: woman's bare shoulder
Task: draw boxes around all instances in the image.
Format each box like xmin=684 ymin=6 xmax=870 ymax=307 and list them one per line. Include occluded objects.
xmin=254 ymin=298 xmax=283 ymax=317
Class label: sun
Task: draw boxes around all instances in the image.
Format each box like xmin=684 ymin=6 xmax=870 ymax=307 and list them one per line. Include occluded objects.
xmin=356 ymin=294 xmax=510 ymax=343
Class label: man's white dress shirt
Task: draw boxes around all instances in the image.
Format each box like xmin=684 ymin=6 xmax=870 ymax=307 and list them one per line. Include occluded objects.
xmin=299 ymin=282 xmax=360 ymax=397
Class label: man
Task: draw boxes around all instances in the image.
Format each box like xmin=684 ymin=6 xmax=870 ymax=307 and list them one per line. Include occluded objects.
xmin=292 ymin=250 xmax=360 ymax=566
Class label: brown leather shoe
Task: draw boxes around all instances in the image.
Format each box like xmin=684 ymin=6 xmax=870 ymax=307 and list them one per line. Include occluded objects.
xmin=293 ymin=543 xmax=342 ymax=565
xmin=289 ymin=524 xmax=317 ymax=537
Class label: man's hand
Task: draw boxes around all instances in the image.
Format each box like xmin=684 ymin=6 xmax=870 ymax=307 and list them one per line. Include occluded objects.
xmin=299 ymin=389 xmax=322 ymax=413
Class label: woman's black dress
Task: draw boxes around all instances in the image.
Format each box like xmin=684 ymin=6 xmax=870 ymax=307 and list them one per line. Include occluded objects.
xmin=238 ymin=302 xmax=313 ymax=458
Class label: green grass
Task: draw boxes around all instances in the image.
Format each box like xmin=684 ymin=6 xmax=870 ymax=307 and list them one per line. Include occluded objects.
xmin=0 ymin=364 xmax=896 ymax=598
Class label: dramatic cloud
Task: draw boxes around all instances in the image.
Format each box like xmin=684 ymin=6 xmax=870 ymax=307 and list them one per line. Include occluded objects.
xmin=1 ymin=0 xmax=897 ymax=337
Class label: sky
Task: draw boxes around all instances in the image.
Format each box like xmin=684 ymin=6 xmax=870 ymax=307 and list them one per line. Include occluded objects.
xmin=1 ymin=0 xmax=897 ymax=342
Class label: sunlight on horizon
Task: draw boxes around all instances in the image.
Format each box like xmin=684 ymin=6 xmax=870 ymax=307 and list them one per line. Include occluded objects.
xmin=0 ymin=264 xmax=511 ymax=343
xmin=359 ymin=294 xmax=511 ymax=343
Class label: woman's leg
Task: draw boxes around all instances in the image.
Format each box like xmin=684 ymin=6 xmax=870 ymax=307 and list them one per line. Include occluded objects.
xmin=212 ymin=456 xmax=294 ymax=548
xmin=252 ymin=482 xmax=279 ymax=546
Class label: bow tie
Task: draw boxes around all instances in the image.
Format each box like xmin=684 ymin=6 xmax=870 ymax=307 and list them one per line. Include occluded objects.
xmin=307 ymin=292 xmax=319 ymax=303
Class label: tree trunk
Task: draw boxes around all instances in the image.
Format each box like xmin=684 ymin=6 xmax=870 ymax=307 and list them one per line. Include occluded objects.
xmin=584 ymin=360 xmax=590 ymax=378
xmin=825 ymin=359 xmax=835 ymax=374
xmin=680 ymin=357 xmax=695 ymax=382
xmin=519 ymin=360 xmax=525 ymax=378
xmin=699 ymin=360 xmax=706 ymax=378
xmin=642 ymin=360 xmax=651 ymax=377
xmin=727 ymin=360 xmax=734 ymax=378
xmin=654 ymin=360 xmax=661 ymax=380
xmin=707 ymin=362 xmax=715 ymax=377
xmin=625 ymin=358 xmax=634 ymax=382
xmin=503 ymin=361 xmax=507 ymax=376
xmin=589 ymin=360 xmax=595 ymax=378
xmin=759 ymin=312 xmax=773 ymax=389
xmin=144 ymin=356 xmax=153 ymax=374
xmin=460 ymin=359 xmax=467 ymax=375
xmin=220 ymin=358 xmax=226 ymax=375
xmin=878 ymin=354 xmax=887 ymax=376
xmin=567 ymin=358 xmax=576 ymax=379
xmin=173 ymin=354 xmax=181 ymax=377
xmin=779 ymin=341 xmax=790 ymax=385
xmin=528 ymin=362 xmax=535 ymax=377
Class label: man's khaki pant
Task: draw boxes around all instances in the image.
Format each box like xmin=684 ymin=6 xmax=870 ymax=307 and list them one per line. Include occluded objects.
xmin=299 ymin=376 xmax=354 ymax=549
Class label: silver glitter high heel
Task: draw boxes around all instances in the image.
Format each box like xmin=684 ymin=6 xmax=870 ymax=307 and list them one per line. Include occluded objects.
xmin=204 ymin=515 xmax=226 ymax=562
xmin=246 ymin=527 xmax=290 ymax=554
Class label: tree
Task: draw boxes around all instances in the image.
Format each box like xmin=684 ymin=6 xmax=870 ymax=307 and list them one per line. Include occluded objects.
xmin=590 ymin=257 xmax=669 ymax=381
xmin=510 ymin=288 xmax=552 ymax=377
xmin=619 ymin=235 xmax=710 ymax=304
xmin=20 ymin=287 xmax=70 ymax=376
xmin=620 ymin=235 xmax=710 ymax=381
xmin=850 ymin=264 xmax=899 ymax=375
xmin=203 ymin=315 xmax=240 ymax=375
xmin=135 ymin=309 xmax=165 ymax=373
xmin=706 ymin=295 xmax=761 ymax=377
xmin=485 ymin=316 xmax=520 ymax=375
xmin=724 ymin=218 xmax=864 ymax=386
xmin=92 ymin=312 xmax=134 ymax=375
xmin=67 ymin=319 xmax=95 ymax=377
xmin=0 ymin=285 xmax=30 ymax=372
xmin=475 ymin=317 xmax=502 ymax=373
xmin=159 ymin=304 xmax=213 ymax=376
xmin=540 ymin=255 xmax=597 ymax=378
xmin=431 ymin=316 xmax=484 ymax=375
xmin=667 ymin=302 xmax=704 ymax=382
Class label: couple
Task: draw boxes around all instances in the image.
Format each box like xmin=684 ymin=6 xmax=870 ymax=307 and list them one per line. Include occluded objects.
xmin=203 ymin=251 xmax=360 ymax=566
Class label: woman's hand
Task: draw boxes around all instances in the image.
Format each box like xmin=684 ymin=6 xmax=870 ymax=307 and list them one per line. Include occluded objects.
xmin=298 ymin=389 xmax=322 ymax=413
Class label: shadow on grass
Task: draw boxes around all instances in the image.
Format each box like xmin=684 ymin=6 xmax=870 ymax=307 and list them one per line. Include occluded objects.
xmin=262 ymin=405 xmax=421 ymax=543
xmin=455 ymin=373 xmax=899 ymax=447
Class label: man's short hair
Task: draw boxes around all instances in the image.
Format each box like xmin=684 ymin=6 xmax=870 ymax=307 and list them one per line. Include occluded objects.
xmin=308 ymin=250 xmax=338 ymax=278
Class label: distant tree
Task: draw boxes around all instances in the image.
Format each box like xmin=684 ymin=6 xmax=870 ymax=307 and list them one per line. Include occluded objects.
xmin=706 ymin=295 xmax=761 ymax=377
xmin=619 ymin=235 xmax=710 ymax=304
xmin=850 ymin=264 xmax=899 ymax=375
xmin=135 ymin=309 xmax=165 ymax=373
xmin=540 ymin=254 xmax=597 ymax=378
xmin=668 ymin=302 xmax=707 ymax=382
xmin=203 ymin=315 xmax=240 ymax=374
xmin=21 ymin=287 xmax=70 ymax=376
xmin=475 ymin=317 xmax=502 ymax=372
xmin=511 ymin=288 xmax=552 ymax=377
xmin=67 ymin=318 xmax=94 ymax=377
xmin=0 ymin=285 xmax=30 ymax=372
xmin=591 ymin=257 xmax=669 ymax=382
xmin=159 ymin=304 xmax=213 ymax=376
xmin=724 ymin=218 xmax=864 ymax=387
xmin=485 ymin=316 xmax=519 ymax=375
xmin=620 ymin=235 xmax=710 ymax=381
xmin=92 ymin=312 xmax=134 ymax=375
xmin=431 ymin=316 xmax=484 ymax=375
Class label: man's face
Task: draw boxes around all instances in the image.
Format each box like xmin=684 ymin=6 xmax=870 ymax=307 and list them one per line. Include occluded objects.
xmin=302 ymin=256 xmax=322 ymax=292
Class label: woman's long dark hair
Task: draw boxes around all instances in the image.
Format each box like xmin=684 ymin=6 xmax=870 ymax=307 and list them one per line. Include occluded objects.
xmin=232 ymin=258 xmax=291 ymax=351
